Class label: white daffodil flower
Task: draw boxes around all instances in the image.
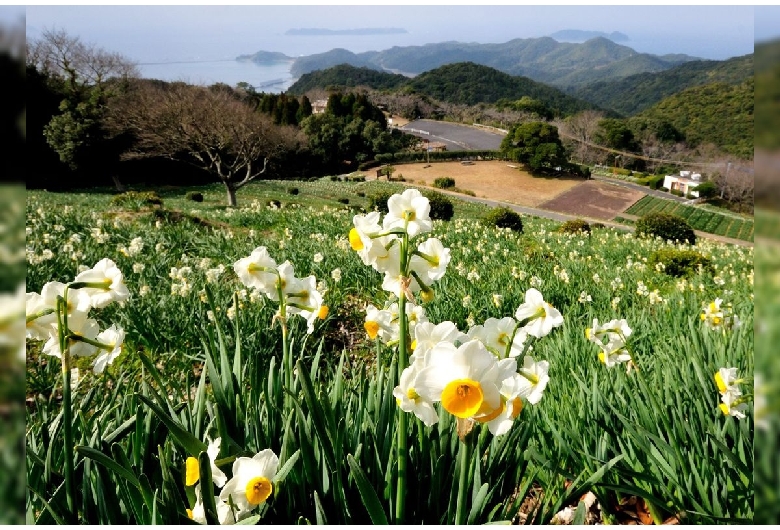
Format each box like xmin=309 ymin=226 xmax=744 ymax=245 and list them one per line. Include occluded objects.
xmin=714 ymin=367 xmax=740 ymax=395
xmin=92 ymin=324 xmax=125 ymax=374
xmin=415 ymin=340 xmax=516 ymax=420
xmin=411 ymin=237 xmax=451 ymax=282
xmin=394 ymin=359 xmax=439 ymax=427
xmin=73 ymin=258 xmax=130 ymax=308
xmin=719 ymin=388 xmax=748 ymax=420
xmin=185 ymin=436 xmax=228 ymax=489
xmin=233 ymin=246 xmax=278 ymax=296
xmin=514 ymin=288 xmax=563 ymax=339
xmin=467 ymin=317 xmax=527 ymax=359
xmin=219 ymin=449 xmax=279 ymax=513
xmin=411 ymin=321 xmax=468 ymax=362
xmin=517 ymin=355 xmax=550 ymax=405
xmin=383 ymin=189 xmax=433 ymax=238
xmin=42 ymin=312 xmax=100 ymax=359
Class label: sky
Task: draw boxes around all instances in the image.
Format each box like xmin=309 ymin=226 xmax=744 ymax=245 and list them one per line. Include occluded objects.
xmin=24 ymin=5 xmax=757 ymax=63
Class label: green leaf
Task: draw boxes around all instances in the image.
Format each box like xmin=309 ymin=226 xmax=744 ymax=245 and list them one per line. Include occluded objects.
xmin=467 ymin=483 xmax=489 ymax=525
xmin=313 ymin=490 xmax=328 ymax=525
xmin=347 ymin=454 xmax=389 ymax=525
xmin=198 ymin=451 xmax=220 ymax=525
xmin=136 ymin=393 xmax=207 ymax=457
xmin=572 ymin=501 xmax=587 ymax=525
xmin=236 ymin=514 xmax=262 ymax=525
xmin=296 ymin=360 xmax=338 ymax=473
xmin=274 ymin=450 xmax=301 ymax=486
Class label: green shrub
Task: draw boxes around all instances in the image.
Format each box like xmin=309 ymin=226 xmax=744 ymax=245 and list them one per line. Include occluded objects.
xmin=329 ymin=176 xmax=339 ymax=181
xmin=422 ymin=191 xmax=454 ymax=221
xmin=660 ymin=186 xmax=670 ymax=192
xmin=356 ymin=191 xmax=366 ymax=198
xmin=433 ymin=177 xmax=456 ymax=189
xmin=693 ymin=180 xmax=718 ymax=199
xmin=368 ymin=191 xmax=394 ymax=214
xmin=635 ymin=212 xmax=696 ymax=245
xmin=649 ymin=248 xmax=712 ymax=277
xmin=558 ymin=219 xmax=591 ymax=234
xmin=288 ymin=187 xmax=300 ymax=195
xmin=614 ymin=168 xmax=632 ymax=176
xmin=110 ymin=191 xmax=163 ymax=209
xmin=337 ymin=197 xmax=350 ymax=205
xmin=671 ymin=189 xmax=684 ymax=197
xmin=592 ymin=222 xmax=606 ymax=229
xmin=185 ymin=191 xmax=204 ymax=202
xmin=648 ymin=175 xmax=666 ymax=190
xmin=482 ymin=207 xmax=523 ymax=233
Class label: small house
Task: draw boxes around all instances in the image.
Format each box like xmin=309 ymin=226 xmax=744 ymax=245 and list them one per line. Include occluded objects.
xmin=663 ymin=171 xmax=702 ymax=198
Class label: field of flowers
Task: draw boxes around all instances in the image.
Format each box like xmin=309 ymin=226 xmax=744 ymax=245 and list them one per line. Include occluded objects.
xmin=25 ymin=180 xmax=754 ymax=524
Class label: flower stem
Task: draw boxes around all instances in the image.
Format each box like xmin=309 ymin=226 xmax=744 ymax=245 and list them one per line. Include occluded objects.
xmin=455 ymin=434 xmax=473 ymax=525
xmin=395 ymin=234 xmax=410 ymax=524
xmin=57 ymin=293 xmax=77 ymax=520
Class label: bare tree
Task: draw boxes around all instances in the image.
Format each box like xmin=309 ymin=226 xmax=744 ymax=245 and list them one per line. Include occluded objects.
xmin=557 ymin=110 xmax=605 ymax=164
xmin=27 ymin=27 xmax=138 ymax=90
xmin=108 ymin=81 xmax=301 ymax=207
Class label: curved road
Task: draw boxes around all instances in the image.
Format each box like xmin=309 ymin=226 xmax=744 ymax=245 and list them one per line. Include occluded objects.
xmin=398 ymin=119 xmax=505 ymax=151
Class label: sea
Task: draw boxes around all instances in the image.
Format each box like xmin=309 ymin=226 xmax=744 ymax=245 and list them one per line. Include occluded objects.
xmin=135 ymin=32 xmax=430 ymax=94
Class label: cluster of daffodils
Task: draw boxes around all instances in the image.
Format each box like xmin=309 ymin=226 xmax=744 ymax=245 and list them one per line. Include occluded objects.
xmin=350 ymin=189 xmax=450 ymax=301
xmin=701 ymin=298 xmax=741 ymax=331
xmin=714 ymin=367 xmax=750 ymax=420
xmin=184 ymin=437 xmax=279 ymax=525
xmin=233 ymin=246 xmax=328 ymax=333
xmin=25 ymin=258 xmax=129 ymax=373
xmin=392 ymin=288 xmax=561 ymax=437
xmin=586 ymin=318 xmax=633 ymax=370
xmin=364 ymin=301 xmax=428 ymax=345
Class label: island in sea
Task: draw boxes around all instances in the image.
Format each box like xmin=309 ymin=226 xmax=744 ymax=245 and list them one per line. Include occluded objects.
xmin=236 ymin=51 xmax=294 ymax=65
xmin=285 ymin=27 xmax=408 ymax=36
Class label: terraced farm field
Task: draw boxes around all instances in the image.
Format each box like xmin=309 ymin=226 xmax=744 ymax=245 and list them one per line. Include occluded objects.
xmin=625 ymin=196 xmax=754 ymax=242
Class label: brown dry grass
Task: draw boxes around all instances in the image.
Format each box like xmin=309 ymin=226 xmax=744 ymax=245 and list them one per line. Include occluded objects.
xmin=385 ymin=161 xmax=583 ymax=207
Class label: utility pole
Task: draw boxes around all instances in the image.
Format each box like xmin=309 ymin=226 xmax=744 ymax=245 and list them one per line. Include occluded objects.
xmin=720 ymin=161 xmax=731 ymax=199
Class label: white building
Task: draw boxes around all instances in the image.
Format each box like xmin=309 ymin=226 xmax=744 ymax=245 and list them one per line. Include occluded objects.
xmin=663 ymin=171 xmax=702 ymax=198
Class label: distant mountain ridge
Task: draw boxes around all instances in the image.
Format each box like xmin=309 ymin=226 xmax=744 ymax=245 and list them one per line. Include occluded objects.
xmin=245 ymin=36 xmax=701 ymax=89
xmin=549 ymin=29 xmax=629 ymax=43
xmin=287 ymin=62 xmax=601 ymax=117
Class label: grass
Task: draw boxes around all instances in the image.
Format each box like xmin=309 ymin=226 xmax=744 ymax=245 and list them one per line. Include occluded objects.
xmin=625 ymin=196 xmax=754 ymax=241
xmin=25 ymin=181 xmax=754 ymax=525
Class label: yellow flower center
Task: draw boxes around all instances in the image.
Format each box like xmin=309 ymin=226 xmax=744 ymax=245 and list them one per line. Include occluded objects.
xmin=245 ymin=476 xmax=273 ymax=505
xmin=402 ymin=209 xmax=416 ymax=222
xmin=364 ymin=321 xmax=380 ymax=339
xmin=318 ymin=305 xmax=329 ymax=320
xmin=187 ymin=509 xmax=194 ymax=520
xmin=411 ymin=339 xmax=417 ymax=350
xmin=441 ymin=379 xmax=484 ymax=418
xmin=476 ymin=400 xmax=505 ymax=424
xmin=421 ymin=287 xmax=435 ymax=303
xmin=406 ymin=387 xmax=421 ymax=402
xmin=709 ymin=302 xmax=718 ymax=312
xmin=497 ymin=332 xmax=509 ymax=347
xmin=511 ymin=397 xmax=523 ymax=418
xmin=598 ymin=351 xmax=606 ymax=364
xmin=711 ymin=316 xmax=722 ymax=325
xmin=719 ymin=403 xmax=730 ymax=416
xmin=585 ymin=328 xmax=591 ymax=340
xmin=185 ymin=456 xmax=199 ymax=486
xmin=714 ymin=372 xmax=727 ymax=393
xmin=349 ymin=228 xmax=364 ymax=251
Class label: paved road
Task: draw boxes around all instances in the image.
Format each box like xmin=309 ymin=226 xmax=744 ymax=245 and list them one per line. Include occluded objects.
xmin=398 ymin=119 xmax=505 ymax=151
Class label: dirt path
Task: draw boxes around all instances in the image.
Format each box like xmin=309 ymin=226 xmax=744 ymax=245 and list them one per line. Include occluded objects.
xmin=380 ymin=160 xmax=582 ymax=208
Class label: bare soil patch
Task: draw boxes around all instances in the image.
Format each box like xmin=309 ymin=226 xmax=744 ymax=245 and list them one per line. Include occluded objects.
xmin=383 ymin=161 xmax=582 ymax=208
xmin=538 ymin=180 xmax=646 ymax=220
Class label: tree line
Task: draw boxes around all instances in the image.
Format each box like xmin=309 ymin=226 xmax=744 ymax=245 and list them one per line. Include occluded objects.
xmin=26 ymin=29 xmax=414 ymax=206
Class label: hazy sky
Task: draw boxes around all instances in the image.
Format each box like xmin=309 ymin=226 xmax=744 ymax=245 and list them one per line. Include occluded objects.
xmin=25 ymin=5 xmax=756 ymax=63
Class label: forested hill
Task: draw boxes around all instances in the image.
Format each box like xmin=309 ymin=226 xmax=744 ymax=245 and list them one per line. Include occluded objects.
xmin=279 ymin=36 xmax=698 ymax=89
xmin=572 ymin=54 xmax=754 ymax=117
xmin=404 ymin=62 xmax=598 ymax=114
xmin=634 ymin=78 xmax=754 ymax=159
xmin=289 ymin=64 xmax=409 ymax=92
xmin=287 ymin=62 xmax=601 ymax=117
